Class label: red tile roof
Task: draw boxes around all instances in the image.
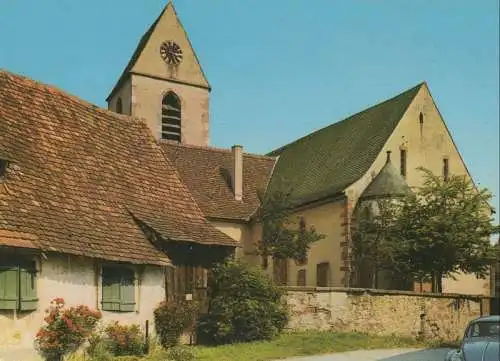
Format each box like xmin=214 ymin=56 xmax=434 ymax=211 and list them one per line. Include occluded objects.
xmin=0 ymin=70 xmax=236 ymax=266
xmin=0 ymin=230 xmax=38 ymax=250
xmin=162 ymin=143 xmax=276 ymax=221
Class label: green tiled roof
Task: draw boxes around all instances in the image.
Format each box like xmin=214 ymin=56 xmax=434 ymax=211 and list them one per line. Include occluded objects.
xmin=266 ymin=83 xmax=424 ymax=206
xmin=359 ymin=152 xmax=411 ymax=201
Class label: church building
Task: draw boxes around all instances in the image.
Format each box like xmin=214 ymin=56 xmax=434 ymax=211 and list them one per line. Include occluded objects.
xmin=0 ymin=1 xmax=493 ymax=354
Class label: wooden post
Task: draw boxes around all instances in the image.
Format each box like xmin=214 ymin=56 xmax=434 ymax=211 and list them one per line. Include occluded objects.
xmin=144 ymin=319 xmax=150 ymax=354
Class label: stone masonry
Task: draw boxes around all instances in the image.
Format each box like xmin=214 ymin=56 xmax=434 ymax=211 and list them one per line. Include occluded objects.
xmin=284 ymin=287 xmax=491 ymax=342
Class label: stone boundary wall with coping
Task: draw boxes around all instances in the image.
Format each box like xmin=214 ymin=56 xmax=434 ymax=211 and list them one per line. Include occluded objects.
xmin=282 ymin=286 xmax=493 ymax=342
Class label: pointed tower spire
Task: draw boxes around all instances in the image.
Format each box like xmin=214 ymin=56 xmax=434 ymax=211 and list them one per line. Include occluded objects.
xmin=106 ymin=1 xmax=211 ymax=146
xmin=359 ymin=151 xmax=411 ymax=201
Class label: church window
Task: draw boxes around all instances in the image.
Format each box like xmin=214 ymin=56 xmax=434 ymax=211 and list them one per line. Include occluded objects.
xmin=443 ymin=157 xmax=449 ymax=182
xmin=316 ymin=262 xmax=329 ymax=287
xmin=400 ymin=149 xmax=407 ymax=178
xmin=296 ymin=217 xmax=308 ymax=266
xmin=419 ymin=112 xmax=424 ymax=124
xmin=161 ymin=92 xmax=181 ymax=142
xmin=297 ymin=269 xmax=306 ymax=286
xmin=116 ymin=98 xmax=123 ymax=114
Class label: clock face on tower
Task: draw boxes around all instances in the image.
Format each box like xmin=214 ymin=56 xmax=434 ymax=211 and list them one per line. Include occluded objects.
xmin=160 ymin=41 xmax=183 ymax=65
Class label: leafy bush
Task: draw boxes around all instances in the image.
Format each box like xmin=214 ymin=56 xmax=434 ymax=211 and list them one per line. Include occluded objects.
xmin=111 ymin=356 xmax=142 ymax=361
xmin=35 ymin=298 xmax=102 ymax=361
xmin=154 ymin=299 xmax=199 ymax=348
xmin=165 ymin=345 xmax=195 ymax=361
xmin=87 ymin=331 xmax=111 ymax=360
xmin=104 ymin=322 xmax=145 ymax=356
xmin=196 ymin=260 xmax=288 ymax=345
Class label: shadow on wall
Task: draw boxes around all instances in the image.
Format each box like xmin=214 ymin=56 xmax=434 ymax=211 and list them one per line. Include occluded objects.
xmin=380 ymin=348 xmax=454 ymax=361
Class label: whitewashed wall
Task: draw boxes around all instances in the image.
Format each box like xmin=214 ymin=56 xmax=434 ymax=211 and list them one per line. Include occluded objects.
xmin=0 ymin=253 xmax=166 ymax=351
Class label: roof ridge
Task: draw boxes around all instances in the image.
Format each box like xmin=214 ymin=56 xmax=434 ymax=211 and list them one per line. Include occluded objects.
xmin=160 ymin=141 xmax=276 ymax=160
xmin=1 ymin=69 xmax=149 ymax=126
xmin=268 ymin=82 xmax=425 ymax=156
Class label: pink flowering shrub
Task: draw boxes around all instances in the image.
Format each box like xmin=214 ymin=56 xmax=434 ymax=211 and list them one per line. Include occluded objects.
xmin=35 ymin=298 xmax=102 ymax=361
xmin=103 ymin=322 xmax=145 ymax=356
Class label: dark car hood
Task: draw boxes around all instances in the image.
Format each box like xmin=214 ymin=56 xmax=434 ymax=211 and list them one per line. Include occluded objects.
xmin=463 ymin=338 xmax=499 ymax=361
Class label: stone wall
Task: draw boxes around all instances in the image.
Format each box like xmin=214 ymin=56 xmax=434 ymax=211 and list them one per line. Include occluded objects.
xmin=284 ymin=287 xmax=492 ymax=342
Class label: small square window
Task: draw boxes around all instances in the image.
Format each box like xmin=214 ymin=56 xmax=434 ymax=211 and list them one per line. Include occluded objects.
xmin=101 ymin=266 xmax=136 ymax=312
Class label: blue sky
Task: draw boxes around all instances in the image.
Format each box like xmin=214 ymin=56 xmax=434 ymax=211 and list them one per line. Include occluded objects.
xmin=1 ymin=0 xmax=498 ymax=223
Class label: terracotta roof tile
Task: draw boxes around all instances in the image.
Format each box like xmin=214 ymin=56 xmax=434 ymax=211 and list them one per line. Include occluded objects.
xmin=0 ymin=229 xmax=38 ymax=250
xmin=0 ymin=70 xmax=236 ymax=266
xmin=161 ymin=143 xmax=276 ymax=221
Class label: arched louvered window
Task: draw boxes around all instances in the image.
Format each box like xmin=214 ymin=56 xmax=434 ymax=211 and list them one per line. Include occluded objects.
xmin=161 ymin=92 xmax=181 ymax=142
xmin=116 ymin=98 xmax=123 ymax=114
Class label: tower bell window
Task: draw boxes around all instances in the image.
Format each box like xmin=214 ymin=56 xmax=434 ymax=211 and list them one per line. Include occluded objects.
xmin=161 ymin=92 xmax=181 ymax=142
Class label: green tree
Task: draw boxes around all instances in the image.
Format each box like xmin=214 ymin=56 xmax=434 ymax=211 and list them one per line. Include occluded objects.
xmin=254 ymin=188 xmax=325 ymax=264
xmin=352 ymin=199 xmax=404 ymax=289
xmin=354 ymin=168 xmax=499 ymax=293
xmin=196 ymin=260 xmax=288 ymax=345
xmin=395 ymin=168 xmax=498 ymax=292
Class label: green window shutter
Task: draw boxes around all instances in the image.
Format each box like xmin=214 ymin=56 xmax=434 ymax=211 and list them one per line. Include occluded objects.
xmin=0 ymin=266 xmax=19 ymax=310
xmin=119 ymin=269 xmax=135 ymax=312
xmin=102 ymin=267 xmax=121 ymax=311
xmin=19 ymin=267 xmax=38 ymax=311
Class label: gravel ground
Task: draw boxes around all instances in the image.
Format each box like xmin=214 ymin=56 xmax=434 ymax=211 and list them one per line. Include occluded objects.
xmin=279 ymin=348 xmax=453 ymax=361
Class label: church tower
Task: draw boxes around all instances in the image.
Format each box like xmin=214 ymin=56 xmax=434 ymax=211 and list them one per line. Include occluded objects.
xmin=106 ymin=1 xmax=210 ymax=146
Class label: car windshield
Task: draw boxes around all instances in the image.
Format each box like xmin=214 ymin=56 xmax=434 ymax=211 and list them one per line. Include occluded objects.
xmin=468 ymin=321 xmax=500 ymax=338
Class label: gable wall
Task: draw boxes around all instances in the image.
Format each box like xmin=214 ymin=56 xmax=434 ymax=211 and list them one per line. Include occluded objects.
xmin=0 ymin=254 xmax=165 ymax=351
xmin=132 ymin=4 xmax=208 ymax=88
xmin=347 ymin=85 xmax=490 ymax=295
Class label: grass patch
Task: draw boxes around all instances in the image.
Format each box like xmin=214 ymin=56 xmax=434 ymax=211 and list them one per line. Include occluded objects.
xmin=192 ymin=331 xmax=433 ymax=361
xmin=76 ymin=331 xmax=458 ymax=361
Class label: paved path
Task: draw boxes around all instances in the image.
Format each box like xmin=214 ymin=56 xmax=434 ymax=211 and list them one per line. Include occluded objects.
xmin=280 ymin=348 xmax=452 ymax=361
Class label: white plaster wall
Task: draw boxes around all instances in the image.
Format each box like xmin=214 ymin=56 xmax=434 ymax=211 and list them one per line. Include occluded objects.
xmin=0 ymin=254 xmax=165 ymax=350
